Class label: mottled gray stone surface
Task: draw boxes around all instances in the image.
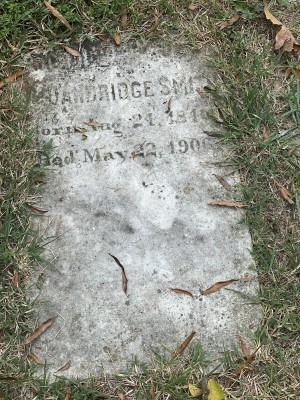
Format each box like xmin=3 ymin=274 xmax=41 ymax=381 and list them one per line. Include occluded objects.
xmin=28 ymin=41 xmax=260 ymax=377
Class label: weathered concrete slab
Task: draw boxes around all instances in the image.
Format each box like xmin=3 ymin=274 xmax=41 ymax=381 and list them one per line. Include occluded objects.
xmin=28 ymin=41 xmax=260 ymax=377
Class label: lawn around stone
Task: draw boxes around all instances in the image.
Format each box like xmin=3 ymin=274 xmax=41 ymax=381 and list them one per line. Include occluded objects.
xmin=0 ymin=1 xmax=299 ymax=399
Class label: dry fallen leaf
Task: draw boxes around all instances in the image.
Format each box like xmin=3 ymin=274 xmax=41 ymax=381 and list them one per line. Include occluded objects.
xmin=118 ymin=394 xmax=126 ymax=400
xmin=213 ymin=174 xmax=232 ymax=191
xmin=28 ymin=204 xmax=48 ymax=214
xmin=293 ymin=43 xmax=300 ymax=55
xmin=64 ymin=46 xmax=81 ymax=57
xmin=264 ymin=6 xmax=282 ymax=26
xmin=237 ymin=334 xmax=251 ymax=359
xmin=207 ymin=379 xmax=225 ymax=400
xmin=172 ymin=331 xmax=196 ymax=360
xmin=64 ymin=387 xmax=71 ymax=400
xmin=264 ymin=6 xmax=297 ymax=53
xmin=44 ymin=1 xmax=72 ymax=30
xmin=0 ymin=71 xmax=27 ymax=89
xmin=131 ymin=151 xmax=136 ymax=159
xmin=121 ymin=14 xmax=128 ymax=30
xmin=201 ymin=279 xmax=238 ymax=295
xmin=275 ymin=26 xmax=295 ymax=52
xmin=170 ymin=288 xmax=193 ymax=297
xmin=201 ymin=276 xmax=253 ymax=296
xmin=274 ymin=179 xmax=294 ymax=204
xmin=149 ymin=8 xmax=159 ymax=32
xmin=114 ymin=34 xmax=121 ymax=46
xmin=109 ymin=253 xmax=128 ymax=295
xmin=84 ymin=120 xmax=101 ymax=128
xmin=56 ymin=360 xmax=71 ymax=372
xmin=13 ymin=270 xmax=19 ymax=288
xmin=208 ymin=201 xmax=245 ymax=208
xmin=188 ymin=3 xmax=200 ymax=11
xmin=28 ymin=351 xmax=42 ymax=364
xmin=220 ymin=15 xmax=240 ymax=30
xmin=149 ymin=383 xmax=155 ymax=400
xmin=23 ymin=317 xmax=56 ymax=345
xmin=289 ymin=68 xmax=300 ymax=77
xmin=227 ymin=346 xmax=260 ymax=384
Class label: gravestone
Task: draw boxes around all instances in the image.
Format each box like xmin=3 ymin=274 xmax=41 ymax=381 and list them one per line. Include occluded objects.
xmin=29 ymin=41 xmax=260 ymax=377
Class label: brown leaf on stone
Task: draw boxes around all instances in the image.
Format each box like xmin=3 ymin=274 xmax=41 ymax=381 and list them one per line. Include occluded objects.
xmin=114 ymin=34 xmax=121 ymax=46
xmin=118 ymin=394 xmax=126 ymax=400
xmin=0 ymin=70 xmax=27 ymax=89
xmin=64 ymin=46 xmax=81 ymax=57
xmin=13 ymin=270 xmax=19 ymax=288
xmin=23 ymin=317 xmax=56 ymax=345
xmin=264 ymin=6 xmax=282 ymax=26
xmin=274 ymin=179 xmax=294 ymax=204
xmin=84 ymin=121 xmax=101 ymax=128
xmin=121 ymin=14 xmax=128 ymax=30
xmin=64 ymin=387 xmax=71 ymax=400
xmin=275 ymin=26 xmax=295 ymax=52
xmin=28 ymin=204 xmax=48 ymax=214
xmin=188 ymin=3 xmax=200 ymax=11
xmin=44 ymin=1 xmax=72 ymax=30
xmin=149 ymin=383 xmax=155 ymax=400
xmin=149 ymin=8 xmax=159 ymax=32
xmin=213 ymin=174 xmax=232 ymax=191
xmin=237 ymin=334 xmax=251 ymax=359
xmin=208 ymin=201 xmax=245 ymax=208
xmin=201 ymin=279 xmax=238 ymax=295
xmin=28 ymin=351 xmax=42 ymax=364
xmin=131 ymin=151 xmax=136 ymax=160
xmin=170 ymin=288 xmax=193 ymax=297
xmin=219 ymin=15 xmax=240 ymax=30
xmin=172 ymin=331 xmax=196 ymax=360
xmin=56 ymin=360 xmax=71 ymax=372
xmin=109 ymin=253 xmax=128 ymax=295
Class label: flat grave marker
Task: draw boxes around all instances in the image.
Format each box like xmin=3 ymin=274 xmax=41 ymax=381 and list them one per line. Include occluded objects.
xmin=29 ymin=42 xmax=261 ymax=377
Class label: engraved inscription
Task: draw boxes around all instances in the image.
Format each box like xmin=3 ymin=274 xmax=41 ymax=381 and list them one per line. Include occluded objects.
xmin=43 ymin=76 xmax=194 ymax=106
xmin=38 ymin=138 xmax=210 ymax=168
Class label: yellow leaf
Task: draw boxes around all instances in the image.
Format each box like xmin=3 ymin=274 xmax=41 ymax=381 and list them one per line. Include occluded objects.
xmin=207 ymin=379 xmax=225 ymax=400
xmin=264 ymin=6 xmax=282 ymax=26
xmin=188 ymin=384 xmax=203 ymax=398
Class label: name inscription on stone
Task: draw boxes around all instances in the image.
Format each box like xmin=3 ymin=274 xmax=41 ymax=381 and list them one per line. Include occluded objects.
xmin=30 ymin=43 xmax=259 ymax=377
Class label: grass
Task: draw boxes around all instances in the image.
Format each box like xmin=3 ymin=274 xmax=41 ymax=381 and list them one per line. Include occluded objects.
xmin=0 ymin=0 xmax=299 ymax=399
